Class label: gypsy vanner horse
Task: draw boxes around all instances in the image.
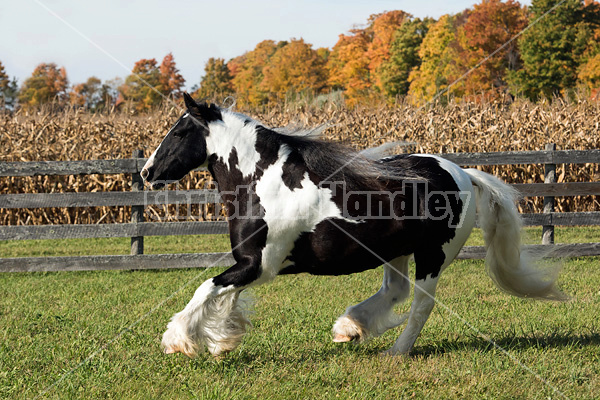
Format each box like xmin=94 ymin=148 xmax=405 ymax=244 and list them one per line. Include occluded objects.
xmin=141 ymin=93 xmax=565 ymax=357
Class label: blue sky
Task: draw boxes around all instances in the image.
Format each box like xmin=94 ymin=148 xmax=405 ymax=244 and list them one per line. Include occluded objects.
xmin=0 ymin=0 xmax=531 ymax=90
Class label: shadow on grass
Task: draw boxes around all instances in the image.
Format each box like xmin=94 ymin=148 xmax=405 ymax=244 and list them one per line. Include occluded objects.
xmin=411 ymin=331 xmax=600 ymax=358
xmin=172 ymin=330 xmax=600 ymax=369
xmin=221 ymin=331 xmax=600 ymax=365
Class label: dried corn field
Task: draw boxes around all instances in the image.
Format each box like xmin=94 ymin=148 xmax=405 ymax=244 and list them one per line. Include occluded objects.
xmin=1 ymin=98 xmax=599 ymax=226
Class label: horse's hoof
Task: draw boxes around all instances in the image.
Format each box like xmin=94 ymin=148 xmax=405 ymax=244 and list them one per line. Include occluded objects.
xmin=332 ymin=315 xmax=365 ymax=343
xmin=333 ymin=334 xmax=353 ymax=343
xmin=162 ymin=345 xmax=197 ymax=358
xmin=379 ymin=349 xmax=394 ymax=357
xmin=379 ymin=348 xmax=410 ymax=358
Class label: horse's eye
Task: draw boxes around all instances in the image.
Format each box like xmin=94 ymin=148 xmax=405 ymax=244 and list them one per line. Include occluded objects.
xmin=173 ymin=128 xmax=187 ymax=138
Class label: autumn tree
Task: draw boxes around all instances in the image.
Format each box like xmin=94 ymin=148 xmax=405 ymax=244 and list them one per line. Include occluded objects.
xmin=379 ymin=17 xmax=434 ymax=99
xmin=316 ymin=47 xmax=330 ymax=62
xmin=510 ymin=0 xmax=600 ymax=100
xmin=0 ymin=62 xmax=7 ymax=89
xmin=328 ymin=10 xmax=410 ymax=105
xmin=0 ymin=61 xmax=18 ymax=109
xmin=69 ymin=76 xmax=102 ymax=109
xmin=578 ymin=53 xmax=600 ymax=98
xmin=367 ymin=10 xmax=410 ymax=92
xmin=120 ymin=58 xmax=161 ymax=111
xmin=577 ymin=0 xmax=600 ymax=98
xmin=227 ymin=54 xmax=246 ymax=81
xmin=230 ymin=40 xmax=283 ymax=107
xmin=121 ymin=54 xmax=185 ymax=111
xmin=159 ymin=53 xmax=185 ymax=99
xmin=194 ymin=57 xmax=233 ymax=100
xmin=260 ymin=38 xmax=328 ymax=102
xmin=18 ymin=63 xmax=69 ymax=108
xmin=408 ymin=15 xmax=461 ymax=103
xmin=327 ymin=28 xmax=371 ymax=104
xmin=454 ymin=0 xmax=528 ymax=100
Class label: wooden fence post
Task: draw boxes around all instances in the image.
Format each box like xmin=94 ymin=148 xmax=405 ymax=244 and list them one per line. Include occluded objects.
xmin=542 ymin=143 xmax=556 ymax=245
xmin=131 ymin=149 xmax=144 ymax=255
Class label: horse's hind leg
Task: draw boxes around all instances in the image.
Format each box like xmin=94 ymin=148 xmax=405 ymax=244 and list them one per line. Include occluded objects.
xmin=385 ymin=197 xmax=475 ymax=355
xmin=384 ymin=274 xmax=439 ymax=355
xmin=332 ymin=256 xmax=411 ymax=343
xmin=385 ymin=245 xmax=456 ymax=355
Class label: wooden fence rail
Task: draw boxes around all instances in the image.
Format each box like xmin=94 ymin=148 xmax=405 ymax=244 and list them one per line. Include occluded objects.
xmin=1 ymin=183 xmax=598 ymax=210
xmin=2 ymin=149 xmax=599 ymax=177
xmin=0 ymin=190 xmax=222 ymax=209
xmin=3 ymin=213 xmax=600 ymax=242
xmin=1 ymin=144 xmax=599 ymax=272
xmin=0 ymin=159 xmax=142 ymax=177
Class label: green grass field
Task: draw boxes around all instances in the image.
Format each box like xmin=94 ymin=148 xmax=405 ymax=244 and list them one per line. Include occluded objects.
xmin=1 ymin=228 xmax=599 ymax=399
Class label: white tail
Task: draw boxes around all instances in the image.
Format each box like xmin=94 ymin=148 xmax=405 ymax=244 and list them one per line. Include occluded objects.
xmin=464 ymin=168 xmax=568 ymax=301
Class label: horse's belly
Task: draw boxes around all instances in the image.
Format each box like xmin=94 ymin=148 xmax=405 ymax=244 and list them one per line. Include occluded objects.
xmin=279 ymin=219 xmax=416 ymax=276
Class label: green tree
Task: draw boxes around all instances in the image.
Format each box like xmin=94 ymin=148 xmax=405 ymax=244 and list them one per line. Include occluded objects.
xmin=366 ymin=10 xmax=411 ymax=92
xmin=0 ymin=61 xmax=18 ymax=109
xmin=194 ymin=57 xmax=233 ymax=100
xmin=379 ymin=17 xmax=434 ymax=98
xmin=260 ymin=38 xmax=328 ymax=102
xmin=18 ymin=63 xmax=69 ymax=108
xmin=510 ymin=0 xmax=599 ymax=100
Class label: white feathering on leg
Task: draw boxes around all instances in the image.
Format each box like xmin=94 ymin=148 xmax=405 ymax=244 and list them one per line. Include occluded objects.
xmin=162 ymin=280 xmax=254 ymax=357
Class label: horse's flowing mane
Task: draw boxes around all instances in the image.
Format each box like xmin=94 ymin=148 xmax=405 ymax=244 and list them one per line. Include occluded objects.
xmin=219 ymin=107 xmax=425 ymax=190
xmin=271 ymin=125 xmax=424 ymax=190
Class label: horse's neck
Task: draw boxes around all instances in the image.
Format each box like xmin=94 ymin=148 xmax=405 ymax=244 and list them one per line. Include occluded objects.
xmin=204 ymin=115 xmax=263 ymax=189
xmin=206 ymin=126 xmax=296 ymax=196
xmin=207 ymin=158 xmax=246 ymax=191
xmin=206 ymin=125 xmax=284 ymax=219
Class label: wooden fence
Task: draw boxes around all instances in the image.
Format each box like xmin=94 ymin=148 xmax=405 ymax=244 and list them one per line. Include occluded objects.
xmin=1 ymin=145 xmax=599 ymax=272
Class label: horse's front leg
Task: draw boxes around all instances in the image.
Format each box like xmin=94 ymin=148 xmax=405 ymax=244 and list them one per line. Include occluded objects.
xmin=161 ymin=256 xmax=262 ymax=357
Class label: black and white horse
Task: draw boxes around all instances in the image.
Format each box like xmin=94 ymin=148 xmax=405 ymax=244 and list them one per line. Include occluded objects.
xmin=141 ymin=93 xmax=565 ymax=357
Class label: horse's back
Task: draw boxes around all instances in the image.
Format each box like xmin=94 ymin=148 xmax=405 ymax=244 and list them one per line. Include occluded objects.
xmin=280 ymin=153 xmax=477 ymax=277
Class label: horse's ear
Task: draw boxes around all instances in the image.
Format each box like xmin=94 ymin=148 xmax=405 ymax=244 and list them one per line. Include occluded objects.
xmin=183 ymin=92 xmax=198 ymax=111
xmin=183 ymin=92 xmax=222 ymax=123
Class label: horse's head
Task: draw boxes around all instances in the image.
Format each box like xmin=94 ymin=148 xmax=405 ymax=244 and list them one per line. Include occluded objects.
xmin=141 ymin=93 xmax=222 ymax=189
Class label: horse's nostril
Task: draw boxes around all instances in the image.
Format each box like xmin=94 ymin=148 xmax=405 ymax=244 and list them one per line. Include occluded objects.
xmin=141 ymin=168 xmax=149 ymax=180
